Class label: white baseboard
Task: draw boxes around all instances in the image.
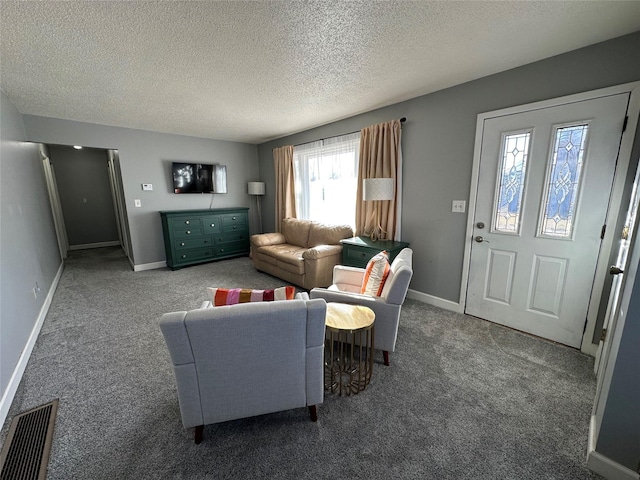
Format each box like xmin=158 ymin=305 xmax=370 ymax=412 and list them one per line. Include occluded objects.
xmin=134 ymin=260 xmax=167 ymax=272
xmin=69 ymin=240 xmax=120 ymax=250
xmin=0 ymin=262 xmax=64 ymax=427
xmin=406 ymin=289 xmax=464 ymax=313
xmin=587 ymin=415 xmax=639 ymax=480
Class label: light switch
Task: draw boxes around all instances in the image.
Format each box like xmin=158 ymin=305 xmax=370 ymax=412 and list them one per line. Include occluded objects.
xmin=142 ymin=183 xmax=153 ymax=191
xmin=134 ymin=199 xmax=142 ymax=208
xmin=452 ymin=200 xmax=466 ymax=213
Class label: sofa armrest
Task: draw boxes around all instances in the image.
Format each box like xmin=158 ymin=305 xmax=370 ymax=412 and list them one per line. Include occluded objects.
xmin=251 ymin=232 xmax=286 ymax=247
xmin=302 ymin=245 xmax=344 ymax=289
xmin=303 ymin=244 xmax=343 ymax=259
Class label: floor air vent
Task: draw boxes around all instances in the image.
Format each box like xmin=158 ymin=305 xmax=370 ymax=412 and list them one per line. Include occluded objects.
xmin=0 ymin=399 xmax=58 ymax=480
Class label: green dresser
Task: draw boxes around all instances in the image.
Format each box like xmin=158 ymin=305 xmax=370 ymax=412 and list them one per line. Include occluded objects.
xmin=340 ymin=236 xmax=410 ymax=268
xmin=160 ymin=208 xmax=249 ymax=270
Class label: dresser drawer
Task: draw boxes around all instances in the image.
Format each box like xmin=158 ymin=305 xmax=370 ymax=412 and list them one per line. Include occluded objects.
xmin=202 ymin=215 xmax=221 ymax=234
xmin=173 ymin=227 xmax=204 ymax=238
xmin=169 ymin=216 xmax=201 ymax=229
xmin=344 ymin=245 xmax=378 ymax=268
xmin=215 ymin=231 xmax=249 ymax=245
xmin=221 ymin=213 xmax=248 ymax=231
xmin=175 ymin=247 xmax=216 ymax=263
xmin=215 ymin=242 xmax=249 ymax=256
xmin=174 ymin=236 xmax=214 ymax=250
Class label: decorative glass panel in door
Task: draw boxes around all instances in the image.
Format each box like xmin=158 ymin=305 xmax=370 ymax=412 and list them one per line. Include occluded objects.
xmin=539 ymin=124 xmax=589 ymax=238
xmin=493 ymin=131 xmax=531 ymax=234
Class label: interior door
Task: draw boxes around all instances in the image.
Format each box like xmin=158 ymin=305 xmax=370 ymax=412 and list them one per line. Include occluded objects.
xmin=466 ymin=94 xmax=629 ymax=347
xmin=42 ymin=153 xmax=69 ymax=259
xmin=594 ymin=165 xmax=640 ymax=374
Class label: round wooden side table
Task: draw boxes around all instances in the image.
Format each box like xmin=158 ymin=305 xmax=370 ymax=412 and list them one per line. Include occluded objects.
xmin=324 ymin=303 xmax=375 ymax=396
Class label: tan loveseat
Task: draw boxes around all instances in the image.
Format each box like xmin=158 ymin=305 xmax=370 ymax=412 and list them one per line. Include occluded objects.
xmin=251 ymin=218 xmax=353 ymax=290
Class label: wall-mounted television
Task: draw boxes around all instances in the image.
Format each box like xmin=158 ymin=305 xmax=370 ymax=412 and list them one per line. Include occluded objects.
xmin=172 ymin=162 xmax=227 ymax=194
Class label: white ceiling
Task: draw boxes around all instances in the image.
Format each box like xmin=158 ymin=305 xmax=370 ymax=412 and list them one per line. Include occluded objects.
xmin=1 ymin=1 xmax=639 ymax=144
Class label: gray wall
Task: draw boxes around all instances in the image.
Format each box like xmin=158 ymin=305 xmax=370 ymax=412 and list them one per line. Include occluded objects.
xmin=22 ymin=118 xmax=260 ymax=266
xmin=257 ymin=31 xmax=640 ymax=303
xmin=48 ymin=145 xmax=119 ymax=246
xmin=0 ymin=91 xmax=61 ymax=399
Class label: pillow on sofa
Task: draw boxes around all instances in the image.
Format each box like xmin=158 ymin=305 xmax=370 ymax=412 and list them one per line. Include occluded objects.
xmin=207 ymin=286 xmax=296 ymax=306
xmin=361 ymin=251 xmax=390 ymax=296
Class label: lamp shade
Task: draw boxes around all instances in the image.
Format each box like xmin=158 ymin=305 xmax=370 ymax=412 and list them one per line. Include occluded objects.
xmin=363 ymin=178 xmax=394 ymax=201
xmin=247 ymin=181 xmax=266 ymax=195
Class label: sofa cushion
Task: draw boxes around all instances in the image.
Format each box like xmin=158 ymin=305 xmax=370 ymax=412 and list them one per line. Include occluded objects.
xmin=307 ymin=222 xmax=353 ymax=247
xmin=281 ymin=218 xmax=312 ymax=247
xmin=254 ymin=248 xmax=277 ymax=265
xmin=361 ymin=251 xmax=390 ymax=296
xmin=207 ymin=286 xmax=296 ymax=306
xmin=258 ymin=244 xmax=306 ymax=266
xmin=276 ymin=258 xmax=305 ymax=275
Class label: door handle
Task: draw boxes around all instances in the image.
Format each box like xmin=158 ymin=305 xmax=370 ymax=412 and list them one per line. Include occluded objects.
xmin=474 ymin=236 xmax=490 ymax=243
xmin=609 ymin=265 xmax=624 ymax=275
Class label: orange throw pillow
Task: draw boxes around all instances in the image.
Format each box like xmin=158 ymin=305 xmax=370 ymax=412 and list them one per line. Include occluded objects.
xmin=361 ymin=251 xmax=390 ymax=296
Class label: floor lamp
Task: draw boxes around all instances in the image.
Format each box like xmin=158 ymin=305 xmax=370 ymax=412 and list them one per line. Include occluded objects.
xmin=248 ymin=182 xmax=266 ymax=233
xmin=363 ymin=178 xmax=394 ymax=241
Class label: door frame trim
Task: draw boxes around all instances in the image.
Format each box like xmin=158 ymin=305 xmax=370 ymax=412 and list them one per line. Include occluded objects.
xmin=459 ymin=81 xmax=640 ymax=353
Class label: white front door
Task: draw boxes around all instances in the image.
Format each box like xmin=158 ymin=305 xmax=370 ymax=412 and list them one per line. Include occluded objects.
xmin=465 ymin=93 xmax=629 ymax=347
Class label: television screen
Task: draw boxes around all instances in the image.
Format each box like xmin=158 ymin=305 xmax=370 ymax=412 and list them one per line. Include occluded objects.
xmin=172 ymin=162 xmax=227 ymax=193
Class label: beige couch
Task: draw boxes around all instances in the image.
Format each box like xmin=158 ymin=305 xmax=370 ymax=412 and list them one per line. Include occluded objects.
xmin=251 ymin=218 xmax=353 ymax=290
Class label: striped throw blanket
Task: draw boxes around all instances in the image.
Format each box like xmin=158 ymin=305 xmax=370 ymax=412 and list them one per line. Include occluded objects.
xmin=207 ymin=286 xmax=296 ymax=306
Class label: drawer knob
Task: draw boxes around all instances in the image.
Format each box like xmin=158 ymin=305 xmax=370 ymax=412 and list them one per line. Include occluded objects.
xmin=220 ymin=248 xmax=224 ymax=252
xmin=211 ymin=223 xmax=215 ymax=227
xmin=185 ymin=220 xmax=190 ymax=225
xmin=181 ymin=254 xmax=187 ymax=259
xmin=233 ymin=226 xmax=237 ymax=230
xmin=360 ymin=253 xmax=366 ymax=258
xmin=232 ymin=216 xmax=236 ymax=220
xmin=186 ymin=230 xmax=191 ymax=234
xmin=180 ymin=242 xmax=185 ymax=246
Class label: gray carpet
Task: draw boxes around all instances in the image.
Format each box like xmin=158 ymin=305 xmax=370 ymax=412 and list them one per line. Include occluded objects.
xmin=1 ymin=247 xmax=602 ymax=479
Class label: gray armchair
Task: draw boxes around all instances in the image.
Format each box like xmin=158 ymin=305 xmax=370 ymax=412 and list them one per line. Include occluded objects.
xmin=159 ymin=295 xmax=326 ymax=443
xmin=310 ymin=248 xmax=413 ymax=366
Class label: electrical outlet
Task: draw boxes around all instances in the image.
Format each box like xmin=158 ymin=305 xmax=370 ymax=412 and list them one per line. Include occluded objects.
xmin=142 ymin=184 xmax=153 ymax=191
xmin=452 ymin=200 xmax=466 ymax=213
xmin=134 ymin=199 xmax=142 ymax=208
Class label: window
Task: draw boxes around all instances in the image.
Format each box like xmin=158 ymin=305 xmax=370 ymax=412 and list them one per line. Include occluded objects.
xmin=293 ymin=132 xmax=360 ymax=228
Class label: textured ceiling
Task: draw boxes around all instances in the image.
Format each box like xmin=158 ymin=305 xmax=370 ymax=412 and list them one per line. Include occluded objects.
xmin=1 ymin=1 xmax=639 ymax=144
